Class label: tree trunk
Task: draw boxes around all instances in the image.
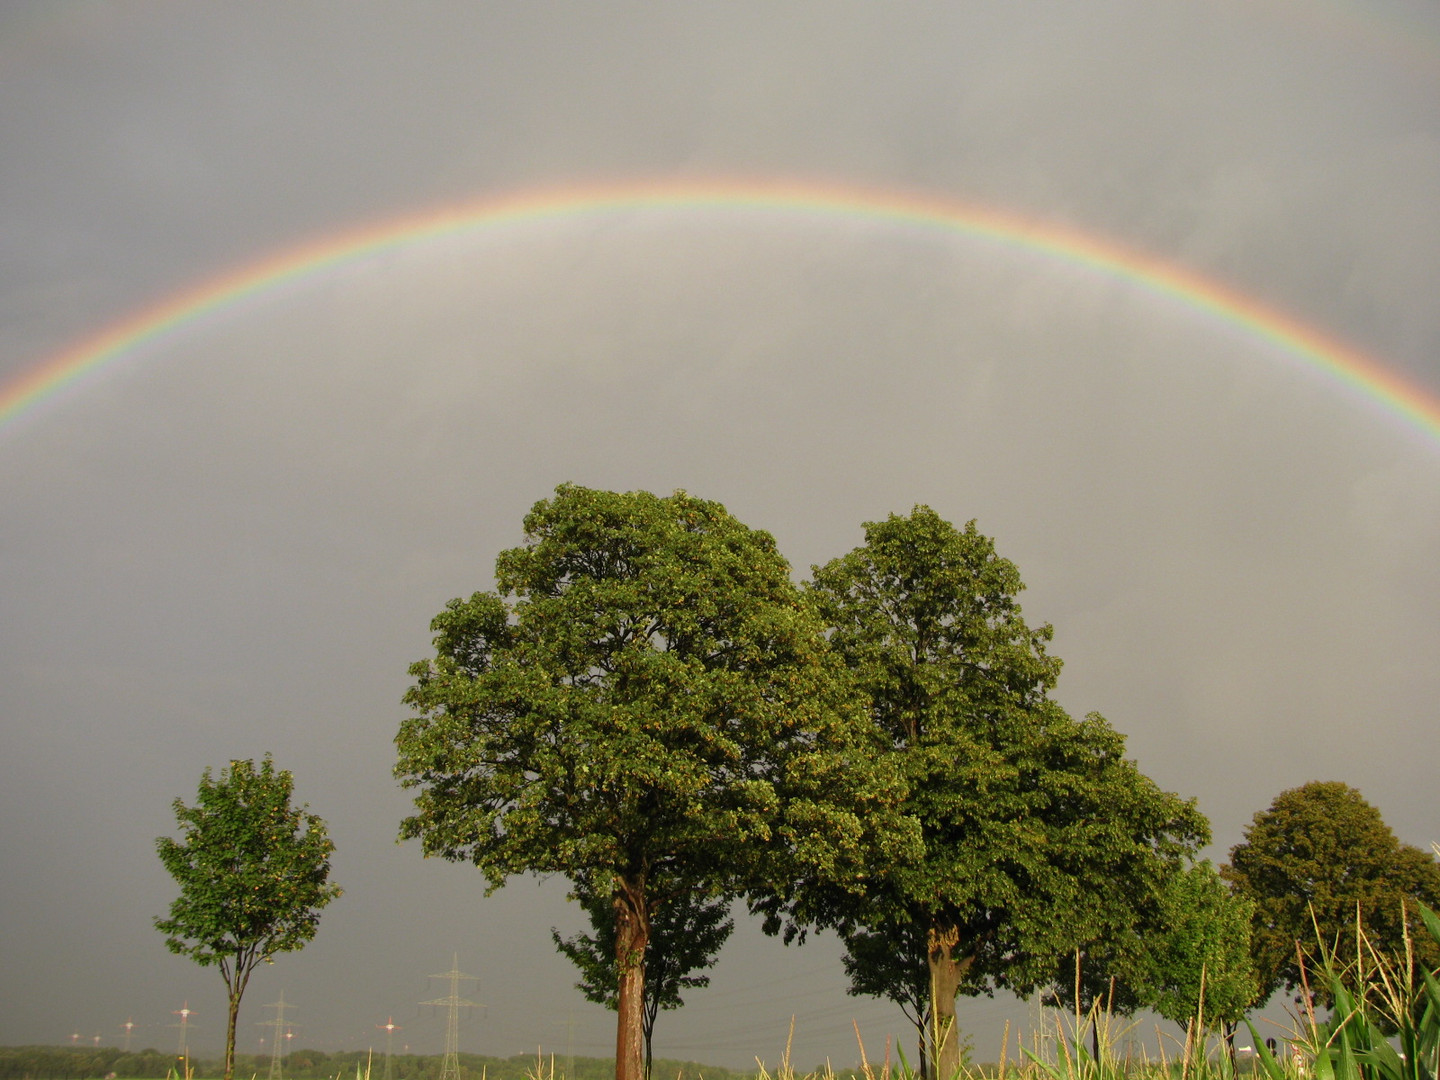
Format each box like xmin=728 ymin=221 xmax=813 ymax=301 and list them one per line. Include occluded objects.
xmin=927 ymin=922 xmax=971 ymax=1080
xmin=224 ymin=985 xmax=241 ymax=1080
xmin=613 ymin=879 xmax=650 ymax=1080
xmin=907 ymin=1012 xmax=929 ymax=1080
xmin=643 ymin=1002 xmax=656 ymax=1080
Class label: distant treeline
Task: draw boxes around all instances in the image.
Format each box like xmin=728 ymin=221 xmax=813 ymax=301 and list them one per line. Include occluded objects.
xmin=0 ymin=1047 xmax=176 ymax=1080
xmin=0 ymin=1047 xmax=757 ymax=1080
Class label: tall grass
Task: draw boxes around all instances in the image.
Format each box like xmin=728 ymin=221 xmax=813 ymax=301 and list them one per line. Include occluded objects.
xmin=752 ymin=903 xmax=1437 ymax=1080
xmin=1247 ymin=904 xmax=1440 ymax=1080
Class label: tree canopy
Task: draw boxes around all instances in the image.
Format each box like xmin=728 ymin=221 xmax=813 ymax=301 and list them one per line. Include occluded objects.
xmin=395 ymin=485 xmax=915 ymax=1080
xmin=1141 ymin=861 xmax=1258 ymax=1041
xmin=154 ymin=756 xmax=340 ymax=1080
xmin=1222 ymin=781 xmax=1440 ymax=1012
xmin=769 ymin=507 xmax=1209 ymax=1080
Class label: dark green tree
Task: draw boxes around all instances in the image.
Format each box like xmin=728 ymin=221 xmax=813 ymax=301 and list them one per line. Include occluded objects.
xmin=770 ymin=507 xmax=1208 ymax=1080
xmin=395 ymin=485 xmax=916 ymax=1080
xmin=1043 ymin=862 xmax=1255 ymax=1063
xmin=838 ymin=919 xmax=934 ymax=1078
xmin=155 ymin=756 xmax=341 ymax=1080
xmin=552 ymin=875 xmax=734 ymax=1078
xmin=1222 ymin=781 xmax=1440 ymax=1013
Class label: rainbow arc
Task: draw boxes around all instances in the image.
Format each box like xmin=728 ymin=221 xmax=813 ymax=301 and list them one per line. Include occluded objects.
xmin=3 ymin=178 xmax=1438 ymax=448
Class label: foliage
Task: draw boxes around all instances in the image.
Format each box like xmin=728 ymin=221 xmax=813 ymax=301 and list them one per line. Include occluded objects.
xmin=767 ymin=506 xmax=1209 ymax=1080
xmin=395 ymin=485 xmax=914 ymax=1080
xmin=0 ymin=1048 xmax=757 ymax=1080
xmin=839 ymin=918 xmax=934 ymax=1077
xmin=0 ymin=1046 xmax=178 ymax=1080
xmin=1246 ymin=903 xmax=1440 ymax=1080
xmin=552 ymin=876 xmax=734 ymax=1078
xmin=154 ymin=756 xmax=340 ymax=1080
xmin=1040 ymin=935 xmax=1152 ymax=1035
xmin=1141 ymin=861 xmax=1259 ymax=1033
xmin=1223 ymin=781 xmax=1440 ymax=1012
xmin=1043 ymin=862 xmax=1258 ymax=1056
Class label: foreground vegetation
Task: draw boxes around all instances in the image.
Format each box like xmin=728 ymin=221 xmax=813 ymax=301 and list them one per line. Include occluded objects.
xmin=0 ymin=1047 xmax=750 ymax=1080
xmin=7 ymin=916 xmax=1437 ymax=1080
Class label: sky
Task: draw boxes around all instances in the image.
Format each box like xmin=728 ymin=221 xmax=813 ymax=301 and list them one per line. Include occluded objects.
xmin=2 ymin=1 xmax=1439 ymax=1071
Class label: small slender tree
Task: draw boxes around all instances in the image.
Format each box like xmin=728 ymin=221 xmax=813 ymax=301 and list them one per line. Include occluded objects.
xmin=552 ymin=874 xmax=733 ymax=1079
xmin=1139 ymin=861 xmax=1258 ymax=1064
xmin=155 ymin=756 xmax=341 ymax=1080
xmin=838 ymin=919 xmax=935 ymax=1078
xmin=1042 ymin=938 xmax=1153 ymax=1061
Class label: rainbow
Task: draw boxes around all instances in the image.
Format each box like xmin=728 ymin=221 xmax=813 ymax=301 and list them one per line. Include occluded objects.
xmin=5 ymin=177 xmax=1440 ymax=447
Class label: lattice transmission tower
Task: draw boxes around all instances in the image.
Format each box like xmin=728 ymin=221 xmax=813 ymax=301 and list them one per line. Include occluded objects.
xmin=171 ymin=1003 xmax=195 ymax=1069
xmin=1028 ymin=992 xmax=1057 ymax=1066
xmin=421 ymin=955 xmax=481 ymax=1080
xmin=376 ymin=1017 xmax=401 ymax=1080
xmin=260 ymin=993 xmax=295 ymax=1080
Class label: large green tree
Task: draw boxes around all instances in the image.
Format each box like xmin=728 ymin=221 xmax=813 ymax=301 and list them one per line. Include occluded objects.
xmin=769 ymin=507 xmax=1208 ymax=1080
xmin=155 ymin=756 xmax=341 ymax=1080
xmin=552 ymin=875 xmax=733 ymax=1079
xmin=1222 ymin=781 xmax=1440 ymax=1013
xmin=395 ymin=485 xmax=915 ymax=1080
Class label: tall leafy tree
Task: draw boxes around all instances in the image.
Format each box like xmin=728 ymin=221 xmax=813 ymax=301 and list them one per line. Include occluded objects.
xmin=772 ymin=507 xmax=1208 ymax=1080
xmin=155 ymin=756 xmax=341 ymax=1080
xmin=1222 ymin=781 xmax=1440 ymax=1013
xmin=552 ymin=875 xmax=733 ymax=1079
xmin=395 ymin=485 xmax=915 ymax=1080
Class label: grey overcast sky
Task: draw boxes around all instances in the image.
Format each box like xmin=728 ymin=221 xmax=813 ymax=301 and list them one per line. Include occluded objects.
xmin=2 ymin=1 xmax=1438 ymax=1071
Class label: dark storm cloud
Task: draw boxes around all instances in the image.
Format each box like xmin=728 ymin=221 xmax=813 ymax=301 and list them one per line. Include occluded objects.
xmin=2 ymin=1 xmax=1437 ymax=1069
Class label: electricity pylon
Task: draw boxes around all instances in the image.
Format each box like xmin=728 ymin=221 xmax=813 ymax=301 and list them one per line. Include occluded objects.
xmin=260 ymin=993 xmax=294 ymax=1080
xmin=557 ymin=1013 xmax=578 ymax=1080
xmin=1028 ymin=991 xmax=1056 ymax=1066
xmin=421 ymin=955 xmax=481 ymax=1080
xmin=171 ymin=1003 xmax=195 ymax=1067
xmin=120 ymin=1019 xmax=136 ymax=1053
xmin=376 ymin=1017 xmax=401 ymax=1080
